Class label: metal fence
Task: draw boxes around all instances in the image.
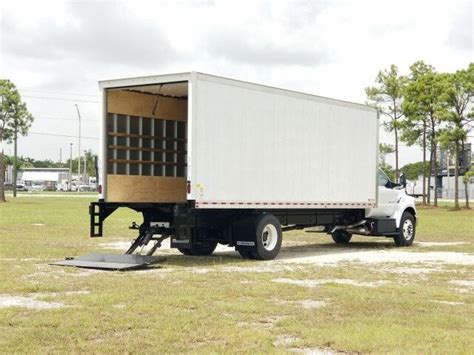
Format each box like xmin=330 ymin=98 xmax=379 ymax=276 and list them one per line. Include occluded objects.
xmin=432 ymin=187 xmax=474 ymax=200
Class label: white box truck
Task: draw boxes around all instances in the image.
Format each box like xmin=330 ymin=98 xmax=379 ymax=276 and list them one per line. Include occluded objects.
xmin=60 ymin=72 xmax=416 ymax=269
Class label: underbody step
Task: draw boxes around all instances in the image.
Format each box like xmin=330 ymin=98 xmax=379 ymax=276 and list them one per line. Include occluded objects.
xmin=50 ymin=253 xmax=161 ymax=270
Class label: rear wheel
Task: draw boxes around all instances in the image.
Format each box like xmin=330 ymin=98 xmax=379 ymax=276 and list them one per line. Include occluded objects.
xmin=178 ymin=240 xmax=218 ymax=256
xmin=244 ymin=214 xmax=282 ymax=260
xmin=331 ymin=230 xmax=352 ymax=244
xmin=394 ymin=211 xmax=415 ymax=246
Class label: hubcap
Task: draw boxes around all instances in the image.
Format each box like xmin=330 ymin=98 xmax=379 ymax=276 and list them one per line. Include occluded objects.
xmin=402 ymin=219 xmax=414 ymax=241
xmin=261 ymin=224 xmax=278 ymax=251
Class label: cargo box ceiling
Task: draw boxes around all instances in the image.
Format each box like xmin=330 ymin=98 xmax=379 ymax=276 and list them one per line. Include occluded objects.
xmin=105 ymin=81 xmax=188 ymax=203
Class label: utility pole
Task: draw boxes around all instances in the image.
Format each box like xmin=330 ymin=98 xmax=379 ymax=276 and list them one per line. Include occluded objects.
xmin=75 ymin=104 xmax=81 ymax=183
xmin=12 ymin=126 xmax=17 ymax=197
xmin=69 ymin=143 xmax=73 ymax=191
xmin=84 ymin=150 xmax=87 ymax=185
xmin=59 ymin=147 xmax=62 ymax=167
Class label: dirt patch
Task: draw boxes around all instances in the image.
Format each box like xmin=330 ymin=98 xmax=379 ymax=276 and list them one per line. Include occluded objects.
xmin=384 ymin=266 xmax=445 ymax=275
xmin=238 ymin=315 xmax=286 ymax=330
xmin=273 ymin=278 xmax=388 ymax=288
xmin=417 ymin=242 xmax=469 ymax=247
xmin=277 ymin=250 xmax=474 ymax=266
xmin=449 ymin=280 xmax=474 ymax=293
xmin=278 ymin=298 xmax=328 ymax=309
xmin=299 ymin=299 xmax=328 ymax=309
xmin=289 ymin=347 xmax=337 ymax=354
xmin=0 ymin=294 xmax=64 ymax=309
xmin=192 ymin=268 xmax=211 ymax=274
xmin=24 ymin=265 xmax=101 ymax=280
xmin=274 ymin=335 xmax=298 ymax=347
xmin=220 ymin=264 xmax=296 ymax=273
xmin=431 ymin=300 xmax=465 ymax=306
xmin=273 ymin=278 xmax=321 ymax=288
xmin=33 ymin=290 xmax=90 ymax=297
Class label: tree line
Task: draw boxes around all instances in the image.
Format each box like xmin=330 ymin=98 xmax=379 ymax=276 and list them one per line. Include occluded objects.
xmin=366 ymin=61 xmax=473 ymax=209
xmin=1 ymin=79 xmax=97 ymax=201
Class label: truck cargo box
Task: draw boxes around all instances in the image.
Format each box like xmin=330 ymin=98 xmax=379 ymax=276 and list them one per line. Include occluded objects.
xmin=98 ymin=72 xmax=378 ymax=209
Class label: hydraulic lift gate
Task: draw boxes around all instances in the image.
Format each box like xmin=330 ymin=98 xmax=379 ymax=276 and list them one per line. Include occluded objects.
xmin=51 ymin=254 xmax=160 ymax=270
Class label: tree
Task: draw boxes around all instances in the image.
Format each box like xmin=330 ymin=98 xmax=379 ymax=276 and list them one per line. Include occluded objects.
xmin=366 ymin=65 xmax=407 ymax=182
xmin=402 ymin=62 xmax=449 ymax=207
xmin=400 ymin=161 xmax=430 ymax=180
xmin=65 ymin=150 xmax=97 ymax=177
xmin=0 ymin=79 xmax=34 ymax=202
xmin=462 ymin=168 xmax=474 ymax=209
xmin=439 ymin=63 xmax=474 ymax=209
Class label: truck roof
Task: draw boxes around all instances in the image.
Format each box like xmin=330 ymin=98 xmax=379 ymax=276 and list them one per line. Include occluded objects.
xmin=99 ymin=71 xmax=376 ymax=112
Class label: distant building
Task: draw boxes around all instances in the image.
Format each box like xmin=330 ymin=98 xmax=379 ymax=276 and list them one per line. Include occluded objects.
xmin=18 ymin=168 xmax=69 ymax=191
xmin=437 ymin=143 xmax=472 ymax=176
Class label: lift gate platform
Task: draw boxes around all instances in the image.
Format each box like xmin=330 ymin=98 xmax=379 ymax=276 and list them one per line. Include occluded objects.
xmin=51 ymin=254 xmax=161 ymax=270
xmin=51 ymin=225 xmax=168 ymax=270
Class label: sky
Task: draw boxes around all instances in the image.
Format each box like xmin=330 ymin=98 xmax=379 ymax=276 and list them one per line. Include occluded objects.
xmin=0 ymin=0 xmax=473 ymax=168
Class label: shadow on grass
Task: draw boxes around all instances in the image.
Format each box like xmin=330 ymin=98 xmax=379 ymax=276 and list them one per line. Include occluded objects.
xmin=149 ymin=240 xmax=400 ymax=269
xmin=54 ymin=239 xmax=402 ymax=271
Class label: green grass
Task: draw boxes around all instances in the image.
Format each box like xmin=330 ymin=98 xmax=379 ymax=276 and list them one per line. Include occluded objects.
xmin=0 ymin=197 xmax=473 ymax=353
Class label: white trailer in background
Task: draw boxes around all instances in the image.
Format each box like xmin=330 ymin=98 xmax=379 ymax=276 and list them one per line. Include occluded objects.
xmin=57 ymin=72 xmax=417 ymax=269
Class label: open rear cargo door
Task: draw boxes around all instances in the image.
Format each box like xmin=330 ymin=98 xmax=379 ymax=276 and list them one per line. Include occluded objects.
xmin=104 ymin=82 xmax=188 ymax=203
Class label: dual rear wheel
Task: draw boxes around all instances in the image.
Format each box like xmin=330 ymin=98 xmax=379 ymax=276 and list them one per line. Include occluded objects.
xmin=177 ymin=240 xmax=217 ymax=256
xmin=177 ymin=213 xmax=283 ymax=260
xmin=237 ymin=214 xmax=283 ymax=260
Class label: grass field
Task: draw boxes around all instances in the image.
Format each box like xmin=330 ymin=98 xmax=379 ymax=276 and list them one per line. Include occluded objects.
xmin=1 ymin=197 xmax=473 ymax=353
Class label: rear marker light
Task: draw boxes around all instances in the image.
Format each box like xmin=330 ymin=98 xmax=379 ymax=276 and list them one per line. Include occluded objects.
xmin=187 ymin=181 xmax=191 ymax=194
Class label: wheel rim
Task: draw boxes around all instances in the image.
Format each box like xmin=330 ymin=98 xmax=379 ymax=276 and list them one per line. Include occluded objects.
xmin=261 ymin=224 xmax=278 ymax=251
xmin=402 ymin=219 xmax=414 ymax=241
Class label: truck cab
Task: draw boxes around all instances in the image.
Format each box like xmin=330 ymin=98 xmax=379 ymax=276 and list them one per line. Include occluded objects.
xmin=330 ymin=169 xmax=416 ymax=247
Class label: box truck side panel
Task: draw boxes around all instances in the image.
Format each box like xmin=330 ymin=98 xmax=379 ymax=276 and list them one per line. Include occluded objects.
xmin=193 ymin=76 xmax=378 ymax=208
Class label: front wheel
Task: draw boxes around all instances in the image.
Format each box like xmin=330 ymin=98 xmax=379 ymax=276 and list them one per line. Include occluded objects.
xmin=331 ymin=230 xmax=352 ymax=244
xmin=394 ymin=211 xmax=416 ymax=246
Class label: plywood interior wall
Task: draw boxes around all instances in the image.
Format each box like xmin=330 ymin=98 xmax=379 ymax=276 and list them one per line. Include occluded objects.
xmin=107 ymin=90 xmax=187 ymax=122
xmin=107 ymin=175 xmax=186 ymax=203
xmin=105 ymin=89 xmax=188 ymax=203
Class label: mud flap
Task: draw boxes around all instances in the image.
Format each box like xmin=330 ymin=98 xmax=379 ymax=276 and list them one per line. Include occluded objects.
xmin=50 ymin=254 xmax=161 ymax=270
xmin=233 ymin=215 xmax=257 ymax=250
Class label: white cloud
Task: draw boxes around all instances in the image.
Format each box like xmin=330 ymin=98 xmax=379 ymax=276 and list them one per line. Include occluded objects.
xmin=0 ymin=0 xmax=472 ymax=165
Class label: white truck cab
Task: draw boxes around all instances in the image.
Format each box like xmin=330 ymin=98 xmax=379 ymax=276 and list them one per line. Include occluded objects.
xmin=332 ymin=169 xmax=417 ymax=247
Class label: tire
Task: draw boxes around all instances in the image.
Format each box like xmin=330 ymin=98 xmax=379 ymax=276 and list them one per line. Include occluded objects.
xmin=331 ymin=230 xmax=352 ymax=244
xmin=177 ymin=248 xmax=193 ymax=256
xmin=178 ymin=240 xmax=218 ymax=256
xmin=249 ymin=214 xmax=282 ymax=260
xmin=394 ymin=211 xmax=416 ymax=247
